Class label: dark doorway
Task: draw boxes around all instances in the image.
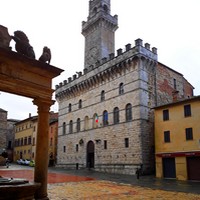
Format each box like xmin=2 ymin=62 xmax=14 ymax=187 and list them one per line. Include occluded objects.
xmin=187 ymin=157 xmax=200 ymax=180
xmin=162 ymin=157 xmax=176 ymax=178
xmin=20 ymin=152 xmax=23 ymax=159
xmin=87 ymin=141 xmax=95 ymax=169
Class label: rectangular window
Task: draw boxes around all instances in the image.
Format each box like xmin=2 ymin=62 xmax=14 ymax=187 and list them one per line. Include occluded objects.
xmin=28 ymin=136 xmax=31 ymax=145
xmin=125 ymin=138 xmax=129 ymax=148
xmin=163 ymin=109 xmax=169 ymax=121
xmin=164 ymin=131 xmax=170 ymax=143
xmin=173 ymin=78 xmax=177 ymax=90
xmin=104 ymin=140 xmax=107 ymax=149
xmin=24 ymin=137 xmax=27 ymax=145
xmin=184 ymin=104 xmax=191 ymax=117
xmin=76 ymin=144 xmax=79 ymax=152
xmin=186 ymin=128 xmax=193 ymax=140
xmin=63 ymin=146 xmax=66 ymax=153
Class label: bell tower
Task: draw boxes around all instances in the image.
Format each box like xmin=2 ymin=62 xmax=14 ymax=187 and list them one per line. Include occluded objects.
xmin=82 ymin=0 xmax=118 ymax=69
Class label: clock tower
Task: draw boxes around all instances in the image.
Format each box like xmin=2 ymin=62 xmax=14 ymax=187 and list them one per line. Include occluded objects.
xmin=82 ymin=0 xmax=118 ymax=69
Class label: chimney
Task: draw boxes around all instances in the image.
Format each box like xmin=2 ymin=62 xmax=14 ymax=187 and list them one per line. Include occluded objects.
xmin=29 ymin=113 xmax=31 ymax=118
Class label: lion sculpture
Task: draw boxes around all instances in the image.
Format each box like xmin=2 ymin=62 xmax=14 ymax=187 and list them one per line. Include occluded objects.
xmin=11 ymin=30 xmax=35 ymax=59
xmin=39 ymin=46 xmax=51 ymax=64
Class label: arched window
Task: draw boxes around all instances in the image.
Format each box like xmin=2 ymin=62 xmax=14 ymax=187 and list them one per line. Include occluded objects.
xmin=113 ymin=107 xmax=119 ymax=124
xmin=84 ymin=116 xmax=89 ymax=130
xmin=103 ymin=5 xmax=108 ymax=13
xmin=77 ymin=118 xmax=81 ymax=132
xmin=103 ymin=110 xmax=108 ymax=126
xmin=78 ymin=99 xmax=82 ymax=109
xmin=101 ymin=90 xmax=105 ymax=101
xmin=62 ymin=122 xmax=66 ymax=135
xmin=93 ymin=7 xmax=97 ymax=14
xmin=69 ymin=120 xmax=73 ymax=134
xmin=119 ymin=83 xmax=124 ymax=95
xmin=126 ymin=103 xmax=132 ymax=121
xmin=68 ymin=103 xmax=72 ymax=112
xmin=93 ymin=113 xmax=98 ymax=128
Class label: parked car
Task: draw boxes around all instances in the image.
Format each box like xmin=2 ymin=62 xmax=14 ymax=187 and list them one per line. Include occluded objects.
xmin=24 ymin=159 xmax=30 ymax=165
xmin=29 ymin=160 xmax=35 ymax=167
xmin=17 ymin=159 xmax=25 ymax=165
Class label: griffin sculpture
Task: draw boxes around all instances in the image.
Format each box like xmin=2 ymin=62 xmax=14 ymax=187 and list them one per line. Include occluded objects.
xmin=11 ymin=30 xmax=35 ymax=59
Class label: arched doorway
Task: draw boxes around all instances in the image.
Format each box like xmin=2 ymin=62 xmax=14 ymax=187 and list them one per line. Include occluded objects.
xmin=87 ymin=141 xmax=95 ymax=169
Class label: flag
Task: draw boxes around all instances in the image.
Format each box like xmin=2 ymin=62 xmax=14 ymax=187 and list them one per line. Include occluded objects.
xmin=95 ymin=114 xmax=98 ymax=123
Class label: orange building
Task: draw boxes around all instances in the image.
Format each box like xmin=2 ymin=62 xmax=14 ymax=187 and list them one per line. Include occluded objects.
xmin=154 ymin=96 xmax=200 ymax=181
xmin=48 ymin=118 xmax=58 ymax=166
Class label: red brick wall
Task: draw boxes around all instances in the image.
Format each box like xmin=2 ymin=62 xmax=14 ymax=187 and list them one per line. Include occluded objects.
xmin=156 ymin=63 xmax=194 ymax=106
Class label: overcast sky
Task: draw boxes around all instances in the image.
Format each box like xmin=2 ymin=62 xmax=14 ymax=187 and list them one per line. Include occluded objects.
xmin=1 ymin=0 xmax=200 ymax=120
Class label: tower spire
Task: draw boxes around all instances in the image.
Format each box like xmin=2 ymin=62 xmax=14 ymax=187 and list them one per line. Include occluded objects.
xmin=82 ymin=0 xmax=118 ymax=69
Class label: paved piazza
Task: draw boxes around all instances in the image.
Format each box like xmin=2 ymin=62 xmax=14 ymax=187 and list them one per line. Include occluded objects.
xmin=48 ymin=180 xmax=200 ymax=200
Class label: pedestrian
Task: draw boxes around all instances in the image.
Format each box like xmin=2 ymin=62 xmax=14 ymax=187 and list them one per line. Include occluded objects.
xmin=136 ymin=168 xmax=140 ymax=179
xmin=5 ymin=158 xmax=9 ymax=168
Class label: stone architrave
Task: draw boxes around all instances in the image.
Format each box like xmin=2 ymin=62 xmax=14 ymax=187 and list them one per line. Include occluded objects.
xmin=0 ymin=25 xmax=63 ymax=199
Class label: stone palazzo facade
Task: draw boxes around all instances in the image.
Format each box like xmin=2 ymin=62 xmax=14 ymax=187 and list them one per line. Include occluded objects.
xmin=55 ymin=0 xmax=193 ymax=174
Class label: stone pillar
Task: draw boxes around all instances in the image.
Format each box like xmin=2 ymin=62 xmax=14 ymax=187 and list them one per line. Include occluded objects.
xmin=33 ymin=98 xmax=54 ymax=200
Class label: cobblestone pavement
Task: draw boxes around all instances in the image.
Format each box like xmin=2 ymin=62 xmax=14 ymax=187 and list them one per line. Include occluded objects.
xmin=48 ymin=180 xmax=200 ymax=200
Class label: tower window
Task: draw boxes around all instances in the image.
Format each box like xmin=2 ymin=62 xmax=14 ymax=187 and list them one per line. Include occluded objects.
xmin=103 ymin=5 xmax=108 ymax=13
xmin=93 ymin=7 xmax=97 ymax=14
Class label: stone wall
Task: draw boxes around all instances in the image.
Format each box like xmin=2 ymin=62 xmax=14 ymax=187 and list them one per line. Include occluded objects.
xmin=56 ymin=40 xmax=193 ymax=175
xmin=0 ymin=108 xmax=7 ymax=165
xmin=0 ymin=109 xmax=7 ymax=150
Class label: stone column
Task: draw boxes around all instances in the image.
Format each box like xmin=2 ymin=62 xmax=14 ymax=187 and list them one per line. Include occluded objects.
xmin=33 ymin=98 xmax=54 ymax=200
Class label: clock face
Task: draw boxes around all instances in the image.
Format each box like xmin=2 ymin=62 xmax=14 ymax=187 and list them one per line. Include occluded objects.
xmin=87 ymin=47 xmax=98 ymax=66
xmin=90 ymin=47 xmax=97 ymax=58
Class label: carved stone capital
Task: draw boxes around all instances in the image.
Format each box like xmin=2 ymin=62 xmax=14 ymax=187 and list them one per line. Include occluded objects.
xmin=33 ymin=98 xmax=55 ymax=113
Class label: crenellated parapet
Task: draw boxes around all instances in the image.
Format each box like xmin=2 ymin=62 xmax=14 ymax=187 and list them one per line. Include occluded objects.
xmin=55 ymin=38 xmax=157 ymax=100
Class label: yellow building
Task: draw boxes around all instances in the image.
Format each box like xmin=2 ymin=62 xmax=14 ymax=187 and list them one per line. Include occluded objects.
xmin=14 ymin=113 xmax=58 ymax=164
xmin=14 ymin=116 xmax=37 ymax=161
xmin=155 ymin=96 xmax=200 ymax=181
